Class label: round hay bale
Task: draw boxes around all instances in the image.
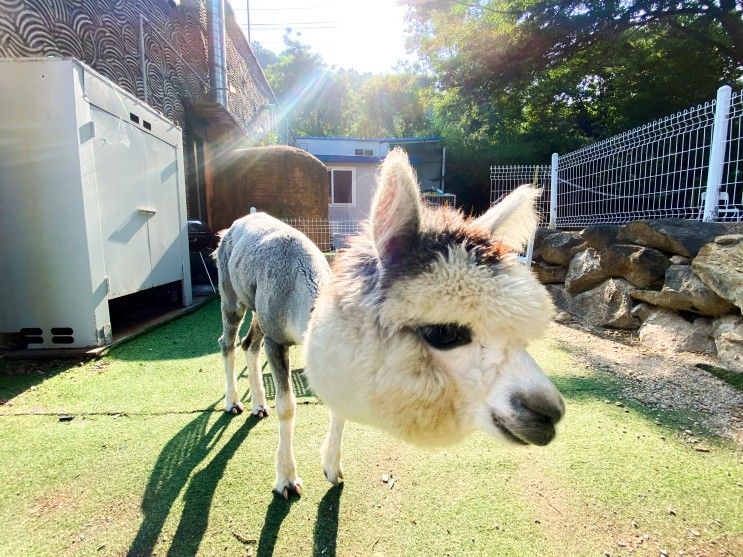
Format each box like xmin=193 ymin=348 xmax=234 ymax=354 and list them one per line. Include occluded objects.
xmin=211 ymin=145 xmax=329 ymax=237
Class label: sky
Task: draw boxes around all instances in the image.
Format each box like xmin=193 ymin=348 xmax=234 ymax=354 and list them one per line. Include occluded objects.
xmin=230 ymin=0 xmax=416 ymax=74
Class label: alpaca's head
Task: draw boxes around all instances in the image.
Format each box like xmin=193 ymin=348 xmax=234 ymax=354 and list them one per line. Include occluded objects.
xmin=308 ymin=148 xmax=564 ymax=447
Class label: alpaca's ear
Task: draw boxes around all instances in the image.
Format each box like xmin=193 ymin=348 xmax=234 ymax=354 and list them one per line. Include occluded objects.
xmin=370 ymin=148 xmax=422 ymax=264
xmin=473 ymin=185 xmax=541 ymax=251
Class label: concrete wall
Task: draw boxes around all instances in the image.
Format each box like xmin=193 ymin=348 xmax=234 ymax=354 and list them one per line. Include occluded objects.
xmin=328 ymin=164 xmax=377 ymax=220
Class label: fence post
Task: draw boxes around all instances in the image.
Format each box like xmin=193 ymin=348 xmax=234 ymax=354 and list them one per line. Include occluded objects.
xmin=702 ymin=85 xmax=732 ymax=222
xmin=549 ymin=152 xmax=559 ymax=228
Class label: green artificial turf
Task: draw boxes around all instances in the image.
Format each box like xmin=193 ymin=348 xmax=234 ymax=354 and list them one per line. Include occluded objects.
xmin=0 ymin=299 xmax=741 ymax=556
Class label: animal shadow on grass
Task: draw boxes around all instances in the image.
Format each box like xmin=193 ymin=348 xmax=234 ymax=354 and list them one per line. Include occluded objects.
xmin=256 ymin=495 xmax=299 ymax=557
xmin=254 ymin=471 xmax=343 ymax=557
xmin=167 ymin=415 xmax=261 ymax=556
xmin=313 ymin=484 xmax=344 ymax=557
xmin=127 ymin=399 xmax=257 ymax=557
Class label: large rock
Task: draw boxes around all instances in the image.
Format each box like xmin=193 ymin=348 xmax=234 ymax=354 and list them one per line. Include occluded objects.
xmin=638 ymin=309 xmax=716 ymax=354
xmin=630 ymin=302 xmax=654 ymax=322
xmin=630 ymin=265 xmax=734 ymax=317
xmin=541 ymin=232 xmax=585 ymax=266
xmin=572 ymin=278 xmax=639 ymax=329
xmin=712 ymin=315 xmax=743 ymax=373
xmin=532 ymin=262 xmax=567 ymax=284
xmin=532 ymin=228 xmax=562 ymax=262
xmin=692 ymin=234 xmax=743 ymax=312
xmin=618 ymin=219 xmax=728 ymax=258
xmin=565 ymin=248 xmax=606 ymax=295
xmin=545 ymin=284 xmax=573 ymax=315
xmin=580 ymin=225 xmax=620 ymax=252
xmin=599 ymin=244 xmax=671 ymax=288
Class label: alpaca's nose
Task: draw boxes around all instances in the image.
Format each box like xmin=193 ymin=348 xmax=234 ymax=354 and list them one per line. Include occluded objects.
xmin=510 ymin=391 xmax=565 ymax=446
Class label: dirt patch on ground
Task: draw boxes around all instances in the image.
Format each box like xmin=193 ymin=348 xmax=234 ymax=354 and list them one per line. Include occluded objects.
xmin=28 ymin=487 xmax=79 ymax=516
xmin=548 ymin=323 xmax=743 ymax=445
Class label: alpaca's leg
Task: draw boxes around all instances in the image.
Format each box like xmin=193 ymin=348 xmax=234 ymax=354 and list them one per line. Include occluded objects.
xmin=240 ymin=316 xmax=268 ymax=418
xmin=321 ymin=411 xmax=345 ymax=485
xmin=264 ymin=338 xmax=301 ymax=498
xmin=218 ymin=301 xmax=246 ymax=414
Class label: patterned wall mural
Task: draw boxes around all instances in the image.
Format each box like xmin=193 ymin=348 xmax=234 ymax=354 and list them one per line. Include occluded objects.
xmin=0 ymin=0 xmax=271 ymax=131
xmin=0 ymin=0 xmax=275 ymax=217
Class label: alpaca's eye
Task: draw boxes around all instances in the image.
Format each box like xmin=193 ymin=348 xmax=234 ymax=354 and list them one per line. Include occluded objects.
xmin=417 ymin=324 xmax=472 ymax=350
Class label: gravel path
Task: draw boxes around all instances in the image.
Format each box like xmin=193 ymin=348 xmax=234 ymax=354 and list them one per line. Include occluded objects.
xmin=548 ymin=323 xmax=743 ymax=445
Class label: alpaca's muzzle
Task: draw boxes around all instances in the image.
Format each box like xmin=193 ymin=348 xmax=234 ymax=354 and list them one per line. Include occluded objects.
xmin=497 ymin=391 xmax=565 ymax=446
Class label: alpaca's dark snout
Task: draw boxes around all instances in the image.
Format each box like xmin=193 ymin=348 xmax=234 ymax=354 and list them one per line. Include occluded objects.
xmin=509 ymin=391 xmax=565 ymax=446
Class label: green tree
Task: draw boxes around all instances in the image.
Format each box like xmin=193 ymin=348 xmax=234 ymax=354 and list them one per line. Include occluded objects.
xmin=263 ymin=31 xmax=353 ymax=138
xmin=348 ymin=73 xmax=433 ymax=137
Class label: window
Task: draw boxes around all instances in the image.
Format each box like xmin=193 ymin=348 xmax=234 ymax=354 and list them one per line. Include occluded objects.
xmin=364 ymin=149 xmax=374 ymax=156
xmin=354 ymin=148 xmax=364 ymax=156
xmin=354 ymin=148 xmax=375 ymax=156
xmin=328 ymin=168 xmax=355 ymax=206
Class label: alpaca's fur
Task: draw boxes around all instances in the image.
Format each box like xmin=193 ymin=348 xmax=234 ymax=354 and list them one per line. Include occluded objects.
xmin=304 ymin=148 xmax=564 ymax=484
xmin=216 ymin=148 xmax=564 ymax=495
xmin=214 ymin=212 xmax=330 ymax=497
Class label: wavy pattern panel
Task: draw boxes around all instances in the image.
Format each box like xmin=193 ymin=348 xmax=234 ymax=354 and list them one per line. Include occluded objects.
xmin=0 ymin=0 xmax=273 ymax=217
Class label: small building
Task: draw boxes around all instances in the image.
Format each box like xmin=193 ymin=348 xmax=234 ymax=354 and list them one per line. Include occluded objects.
xmin=295 ymin=136 xmax=449 ymax=220
xmin=0 ymin=0 xmax=276 ymax=231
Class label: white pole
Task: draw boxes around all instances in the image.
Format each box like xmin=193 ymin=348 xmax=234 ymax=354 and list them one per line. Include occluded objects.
xmin=703 ymin=85 xmax=732 ymax=222
xmin=550 ymin=152 xmax=558 ymax=229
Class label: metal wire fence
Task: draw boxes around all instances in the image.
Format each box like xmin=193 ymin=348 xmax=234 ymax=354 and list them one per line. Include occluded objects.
xmin=490 ymin=165 xmax=552 ymax=225
xmin=282 ymin=219 xmax=362 ymax=252
xmin=490 ymin=85 xmax=743 ymax=227
xmin=721 ymin=89 xmax=743 ymax=222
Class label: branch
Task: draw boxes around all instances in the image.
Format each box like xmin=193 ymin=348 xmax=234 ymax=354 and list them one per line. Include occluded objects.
xmin=665 ymin=20 xmax=740 ymax=60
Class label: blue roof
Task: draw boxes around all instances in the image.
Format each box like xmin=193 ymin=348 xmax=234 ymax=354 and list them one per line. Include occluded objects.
xmin=296 ymin=135 xmax=443 ymax=143
xmin=315 ymin=154 xmax=384 ymax=164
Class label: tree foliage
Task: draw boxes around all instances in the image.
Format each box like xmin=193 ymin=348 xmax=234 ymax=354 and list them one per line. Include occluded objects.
xmin=256 ymin=4 xmax=742 ymax=212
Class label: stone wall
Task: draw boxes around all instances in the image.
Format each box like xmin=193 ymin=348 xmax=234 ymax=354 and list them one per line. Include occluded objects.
xmin=533 ymin=219 xmax=743 ymax=373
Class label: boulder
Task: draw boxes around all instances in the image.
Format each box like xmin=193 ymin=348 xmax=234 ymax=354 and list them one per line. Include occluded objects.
xmin=599 ymin=244 xmax=671 ymax=288
xmin=692 ymin=234 xmax=743 ymax=312
xmin=580 ymin=225 xmax=620 ymax=251
xmin=572 ymin=278 xmax=639 ymax=329
xmin=630 ymin=302 xmax=654 ymax=322
xmin=554 ymin=311 xmax=573 ymax=323
xmin=630 ymin=265 xmax=734 ymax=317
xmin=545 ymin=284 xmax=573 ymax=315
xmin=618 ymin=219 xmax=728 ymax=258
xmin=540 ymin=232 xmax=585 ymax=266
xmin=712 ymin=315 xmax=743 ymax=373
xmin=565 ymin=248 xmax=606 ymax=294
xmin=532 ymin=228 xmax=562 ymax=262
xmin=532 ymin=262 xmax=567 ymax=284
xmin=669 ymin=255 xmax=691 ymax=265
xmin=638 ymin=309 xmax=716 ymax=354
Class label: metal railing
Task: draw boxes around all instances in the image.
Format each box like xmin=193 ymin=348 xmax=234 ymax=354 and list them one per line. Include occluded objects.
xmin=490 ymin=85 xmax=743 ymax=227
xmin=281 ymin=219 xmax=362 ymax=252
xmin=490 ymin=165 xmax=551 ymax=225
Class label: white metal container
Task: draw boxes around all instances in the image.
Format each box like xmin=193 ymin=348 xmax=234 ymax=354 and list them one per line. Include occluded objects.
xmin=0 ymin=58 xmax=192 ymax=349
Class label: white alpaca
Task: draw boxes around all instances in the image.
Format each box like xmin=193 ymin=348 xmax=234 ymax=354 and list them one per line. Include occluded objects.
xmin=305 ymin=148 xmax=564 ymax=484
xmin=216 ymin=148 xmax=564 ymax=497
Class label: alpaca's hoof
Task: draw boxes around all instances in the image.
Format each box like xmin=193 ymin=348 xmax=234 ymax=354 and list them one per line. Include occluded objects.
xmin=226 ymin=401 xmax=244 ymax=415
xmin=252 ymin=405 xmax=269 ymax=419
xmin=275 ymin=477 xmax=303 ymax=499
xmin=323 ymin=467 xmax=344 ymax=485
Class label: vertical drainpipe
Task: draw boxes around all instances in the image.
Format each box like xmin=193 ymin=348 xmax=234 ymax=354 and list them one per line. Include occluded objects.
xmin=206 ymin=0 xmax=228 ymax=108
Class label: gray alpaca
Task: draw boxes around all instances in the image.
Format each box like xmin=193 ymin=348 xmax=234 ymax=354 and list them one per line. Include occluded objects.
xmin=214 ymin=212 xmax=330 ymax=498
